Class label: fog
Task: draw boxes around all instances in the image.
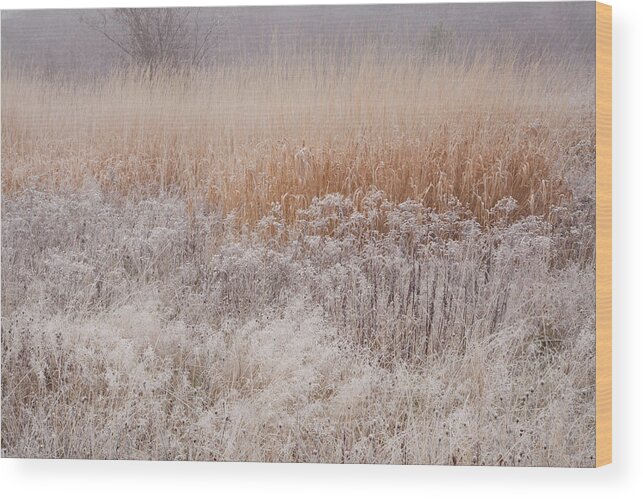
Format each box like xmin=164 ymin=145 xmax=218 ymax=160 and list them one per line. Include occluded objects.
xmin=2 ymin=2 xmax=595 ymax=74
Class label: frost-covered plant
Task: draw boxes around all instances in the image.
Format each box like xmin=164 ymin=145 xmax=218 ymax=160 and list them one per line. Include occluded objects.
xmin=1 ymin=186 xmax=596 ymax=465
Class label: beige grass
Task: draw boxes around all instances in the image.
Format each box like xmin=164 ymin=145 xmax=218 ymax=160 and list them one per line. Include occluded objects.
xmin=2 ymin=47 xmax=594 ymax=225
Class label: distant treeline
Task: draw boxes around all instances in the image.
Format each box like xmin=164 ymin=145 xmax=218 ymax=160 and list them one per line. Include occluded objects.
xmin=2 ymin=3 xmax=595 ymax=76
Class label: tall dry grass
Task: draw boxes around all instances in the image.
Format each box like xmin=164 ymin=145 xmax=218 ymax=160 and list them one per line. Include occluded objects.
xmin=2 ymin=47 xmax=594 ymax=226
xmin=1 ymin=42 xmax=596 ymax=464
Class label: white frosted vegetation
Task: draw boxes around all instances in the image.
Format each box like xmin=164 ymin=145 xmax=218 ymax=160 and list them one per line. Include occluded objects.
xmin=1 ymin=188 xmax=595 ymax=465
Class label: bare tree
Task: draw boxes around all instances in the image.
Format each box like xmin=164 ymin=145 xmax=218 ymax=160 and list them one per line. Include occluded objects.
xmin=81 ymin=8 xmax=222 ymax=73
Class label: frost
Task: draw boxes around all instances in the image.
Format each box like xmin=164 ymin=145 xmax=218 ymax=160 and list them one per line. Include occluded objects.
xmin=1 ymin=188 xmax=596 ymax=465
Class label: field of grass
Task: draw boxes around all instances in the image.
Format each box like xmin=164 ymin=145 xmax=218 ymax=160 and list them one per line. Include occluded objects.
xmin=1 ymin=44 xmax=596 ymax=465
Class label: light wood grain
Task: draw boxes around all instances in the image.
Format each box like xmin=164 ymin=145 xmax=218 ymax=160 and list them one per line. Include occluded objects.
xmin=596 ymin=1 xmax=612 ymax=468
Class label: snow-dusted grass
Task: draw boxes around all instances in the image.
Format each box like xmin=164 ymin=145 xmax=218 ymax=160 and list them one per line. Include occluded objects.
xmin=1 ymin=188 xmax=595 ymax=465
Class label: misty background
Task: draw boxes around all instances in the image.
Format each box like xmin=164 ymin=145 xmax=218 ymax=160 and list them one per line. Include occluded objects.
xmin=1 ymin=2 xmax=595 ymax=75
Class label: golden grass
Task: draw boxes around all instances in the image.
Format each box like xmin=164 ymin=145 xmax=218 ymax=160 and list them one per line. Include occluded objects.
xmin=2 ymin=47 xmax=594 ymax=225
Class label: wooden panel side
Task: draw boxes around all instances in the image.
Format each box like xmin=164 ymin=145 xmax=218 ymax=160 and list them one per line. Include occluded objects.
xmin=596 ymin=1 xmax=612 ymax=468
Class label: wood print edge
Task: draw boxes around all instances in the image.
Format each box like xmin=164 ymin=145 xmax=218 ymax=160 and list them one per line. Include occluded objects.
xmin=596 ymin=0 xmax=612 ymax=468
